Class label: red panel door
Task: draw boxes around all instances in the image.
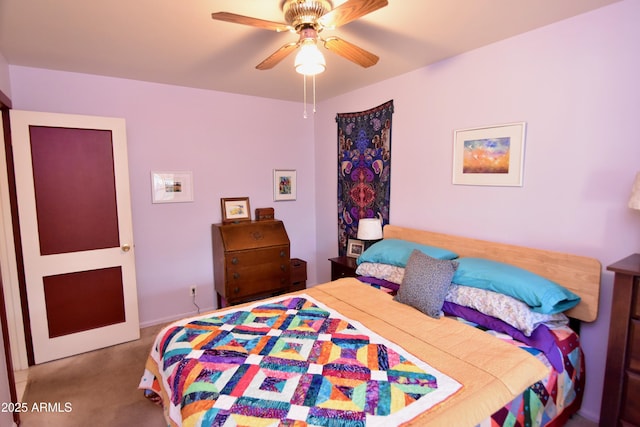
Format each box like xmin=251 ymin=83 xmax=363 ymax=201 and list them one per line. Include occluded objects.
xmin=10 ymin=110 xmax=139 ymax=364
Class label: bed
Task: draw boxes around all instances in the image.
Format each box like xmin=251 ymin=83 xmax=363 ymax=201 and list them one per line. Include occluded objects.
xmin=139 ymin=225 xmax=601 ymax=426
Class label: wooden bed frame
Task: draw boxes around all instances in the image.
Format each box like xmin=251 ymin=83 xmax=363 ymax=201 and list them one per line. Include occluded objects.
xmin=383 ymin=225 xmax=602 ymax=322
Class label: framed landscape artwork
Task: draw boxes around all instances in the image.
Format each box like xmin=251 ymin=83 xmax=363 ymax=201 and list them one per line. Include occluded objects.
xmin=452 ymin=122 xmax=526 ymax=187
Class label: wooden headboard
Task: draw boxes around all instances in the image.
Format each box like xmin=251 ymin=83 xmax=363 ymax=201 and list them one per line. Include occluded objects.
xmin=383 ymin=225 xmax=602 ymax=322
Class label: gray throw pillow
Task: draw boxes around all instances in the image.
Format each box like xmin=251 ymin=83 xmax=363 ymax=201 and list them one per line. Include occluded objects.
xmin=394 ymin=249 xmax=458 ymax=319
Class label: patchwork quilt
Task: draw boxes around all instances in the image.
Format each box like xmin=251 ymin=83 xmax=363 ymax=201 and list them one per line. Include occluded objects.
xmin=475 ymin=326 xmax=584 ymax=427
xmin=140 ymin=294 xmax=462 ymax=427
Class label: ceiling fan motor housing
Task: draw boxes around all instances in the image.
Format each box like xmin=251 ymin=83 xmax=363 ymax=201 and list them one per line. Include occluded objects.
xmin=282 ymin=0 xmax=333 ymax=30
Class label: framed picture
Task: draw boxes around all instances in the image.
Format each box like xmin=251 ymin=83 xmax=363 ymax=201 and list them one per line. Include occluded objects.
xmin=151 ymin=171 xmax=194 ymax=203
xmin=452 ymin=122 xmax=526 ymax=187
xmin=346 ymin=239 xmax=365 ymax=258
xmin=221 ymin=197 xmax=251 ymax=223
xmin=273 ymin=169 xmax=297 ymax=201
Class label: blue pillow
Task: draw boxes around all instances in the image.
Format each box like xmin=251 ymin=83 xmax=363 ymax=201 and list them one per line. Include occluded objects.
xmin=356 ymin=239 xmax=458 ymax=266
xmin=452 ymin=258 xmax=580 ymax=314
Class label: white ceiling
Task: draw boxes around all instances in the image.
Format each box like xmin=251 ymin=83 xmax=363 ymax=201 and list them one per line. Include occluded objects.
xmin=0 ymin=0 xmax=619 ymax=102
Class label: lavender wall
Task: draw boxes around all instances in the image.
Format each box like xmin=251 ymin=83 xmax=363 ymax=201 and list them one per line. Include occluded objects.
xmin=0 ymin=52 xmax=10 ymax=99
xmin=8 ymin=69 xmax=318 ymax=324
xmin=313 ymin=0 xmax=640 ymax=421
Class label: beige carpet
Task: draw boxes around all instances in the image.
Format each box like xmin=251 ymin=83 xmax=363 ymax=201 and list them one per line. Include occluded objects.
xmin=20 ymin=324 xmax=168 ymax=427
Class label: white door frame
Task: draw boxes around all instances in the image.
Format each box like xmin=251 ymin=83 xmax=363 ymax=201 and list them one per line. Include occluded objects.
xmin=3 ymin=110 xmax=140 ymax=365
xmin=0 ymin=112 xmax=28 ymax=370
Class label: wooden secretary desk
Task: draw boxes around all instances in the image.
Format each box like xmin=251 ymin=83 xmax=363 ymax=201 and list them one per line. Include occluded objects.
xmin=212 ymin=220 xmax=292 ymax=307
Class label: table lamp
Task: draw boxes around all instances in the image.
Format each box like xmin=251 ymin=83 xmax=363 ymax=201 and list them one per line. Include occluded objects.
xmin=357 ymin=215 xmax=383 ymax=250
xmin=629 ymin=172 xmax=640 ymax=210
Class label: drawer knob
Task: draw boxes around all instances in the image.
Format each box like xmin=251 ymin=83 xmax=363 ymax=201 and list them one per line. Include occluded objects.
xmin=233 ymin=287 xmax=240 ymax=294
xmin=232 ymin=257 xmax=239 ymax=265
xmin=233 ymin=273 xmax=240 ymax=279
xmin=280 ymin=251 xmax=285 ymax=257
xmin=281 ymin=264 xmax=286 ymax=271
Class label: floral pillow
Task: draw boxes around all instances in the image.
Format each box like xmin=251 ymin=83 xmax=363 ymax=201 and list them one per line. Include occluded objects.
xmin=355 ymin=262 xmax=405 ymax=284
xmin=445 ymin=284 xmax=569 ymax=336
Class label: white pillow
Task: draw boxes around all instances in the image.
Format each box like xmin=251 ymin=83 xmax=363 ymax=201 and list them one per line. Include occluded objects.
xmin=445 ymin=284 xmax=568 ymax=336
xmin=355 ymin=262 xmax=405 ymax=284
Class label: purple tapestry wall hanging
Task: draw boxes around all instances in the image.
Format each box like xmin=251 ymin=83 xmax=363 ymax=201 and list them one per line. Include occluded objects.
xmin=336 ymin=100 xmax=393 ymax=256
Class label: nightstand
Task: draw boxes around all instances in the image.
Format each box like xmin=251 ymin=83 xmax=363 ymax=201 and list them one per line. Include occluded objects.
xmin=328 ymin=256 xmax=358 ymax=281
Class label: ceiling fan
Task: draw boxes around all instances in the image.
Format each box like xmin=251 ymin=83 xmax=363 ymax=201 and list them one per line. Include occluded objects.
xmin=211 ymin=0 xmax=389 ymax=74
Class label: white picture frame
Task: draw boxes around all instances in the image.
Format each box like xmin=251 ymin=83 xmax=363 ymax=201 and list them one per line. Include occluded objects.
xmin=452 ymin=122 xmax=526 ymax=187
xmin=273 ymin=169 xmax=297 ymax=201
xmin=151 ymin=171 xmax=194 ymax=203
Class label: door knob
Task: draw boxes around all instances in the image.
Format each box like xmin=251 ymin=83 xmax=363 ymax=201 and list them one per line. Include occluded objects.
xmin=121 ymin=244 xmax=131 ymax=252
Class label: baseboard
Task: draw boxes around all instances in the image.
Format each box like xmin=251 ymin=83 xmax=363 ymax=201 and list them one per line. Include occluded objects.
xmin=577 ymin=408 xmax=599 ymax=423
xmin=139 ymin=305 xmax=215 ymax=329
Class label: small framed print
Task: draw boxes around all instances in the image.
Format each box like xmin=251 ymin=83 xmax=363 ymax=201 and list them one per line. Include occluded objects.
xmin=221 ymin=197 xmax=251 ymax=223
xmin=151 ymin=171 xmax=194 ymax=203
xmin=274 ymin=169 xmax=296 ymax=201
xmin=346 ymin=239 xmax=365 ymax=258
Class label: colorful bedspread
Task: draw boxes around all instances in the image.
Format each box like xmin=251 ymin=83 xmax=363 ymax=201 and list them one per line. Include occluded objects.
xmin=140 ymin=293 xmax=462 ymax=426
xmin=475 ymin=324 xmax=584 ymax=427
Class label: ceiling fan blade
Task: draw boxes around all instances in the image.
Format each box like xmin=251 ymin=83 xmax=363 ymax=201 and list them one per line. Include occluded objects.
xmin=211 ymin=12 xmax=291 ymax=32
xmin=256 ymin=42 xmax=300 ymax=70
xmin=323 ymin=37 xmax=379 ymax=68
xmin=318 ymin=0 xmax=388 ymax=29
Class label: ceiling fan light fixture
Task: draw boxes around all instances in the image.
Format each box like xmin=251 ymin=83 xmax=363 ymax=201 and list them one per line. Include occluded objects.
xmin=294 ymin=39 xmax=326 ymax=76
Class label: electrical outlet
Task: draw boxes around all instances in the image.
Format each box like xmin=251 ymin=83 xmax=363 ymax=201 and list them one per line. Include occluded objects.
xmin=190 ymin=286 xmax=197 ymax=297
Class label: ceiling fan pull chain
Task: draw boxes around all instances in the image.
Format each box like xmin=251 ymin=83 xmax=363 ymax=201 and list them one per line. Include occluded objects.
xmin=303 ymin=74 xmax=308 ymax=119
xmin=313 ymin=75 xmax=317 ymax=114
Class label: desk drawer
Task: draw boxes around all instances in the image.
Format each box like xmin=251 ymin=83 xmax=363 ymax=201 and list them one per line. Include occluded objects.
xmin=225 ymin=247 xmax=289 ymax=300
xmin=331 ymin=263 xmax=357 ymax=280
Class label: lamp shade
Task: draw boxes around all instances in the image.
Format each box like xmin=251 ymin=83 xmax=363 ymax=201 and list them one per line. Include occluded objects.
xmin=357 ymin=218 xmax=383 ymax=240
xmin=295 ymin=40 xmax=326 ymax=76
xmin=629 ymin=172 xmax=640 ymax=210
